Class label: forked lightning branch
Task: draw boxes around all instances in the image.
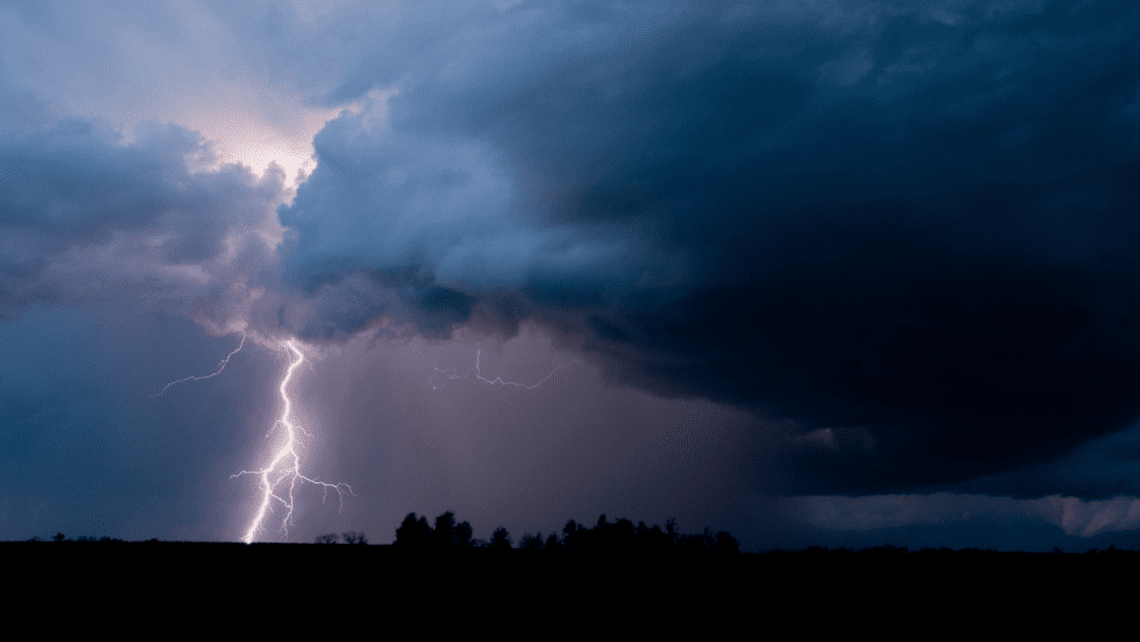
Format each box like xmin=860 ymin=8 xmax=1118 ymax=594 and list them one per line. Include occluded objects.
xmin=160 ymin=336 xmax=352 ymax=543
xmin=233 ymin=340 xmax=353 ymax=544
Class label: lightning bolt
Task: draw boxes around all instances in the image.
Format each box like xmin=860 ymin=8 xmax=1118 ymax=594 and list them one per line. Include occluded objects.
xmin=430 ymin=349 xmax=583 ymax=391
xmin=157 ymin=332 xmax=246 ymax=396
xmin=234 ymin=339 xmax=353 ymax=544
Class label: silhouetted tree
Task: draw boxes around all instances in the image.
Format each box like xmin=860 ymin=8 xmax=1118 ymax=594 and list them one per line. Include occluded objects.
xmin=714 ymin=531 xmax=740 ymax=554
xmin=342 ymin=531 xmax=367 ymax=545
xmin=519 ymin=532 xmax=544 ymax=550
xmin=455 ymin=521 xmax=474 ymax=548
xmin=665 ymin=518 xmax=679 ymax=546
xmin=679 ymin=528 xmax=717 ymax=553
xmin=434 ymin=511 xmax=457 ymax=548
xmin=563 ymin=519 xmax=579 ymax=537
xmin=562 ymin=520 xmax=582 ymax=550
xmin=315 ymin=533 xmax=338 ymax=544
xmin=610 ymin=518 xmax=636 ymax=551
xmin=636 ymin=522 xmax=672 ymax=553
xmin=490 ymin=526 xmax=512 ymax=550
xmin=395 ymin=512 xmax=433 ymax=548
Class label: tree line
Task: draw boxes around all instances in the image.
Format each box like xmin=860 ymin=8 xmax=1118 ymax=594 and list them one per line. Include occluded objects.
xmin=381 ymin=512 xmax=740 ymax=554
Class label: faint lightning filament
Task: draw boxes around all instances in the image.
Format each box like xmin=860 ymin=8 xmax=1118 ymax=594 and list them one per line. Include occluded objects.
xmin=430 ymin=349 xmax=583 ymax=391
xmin=235 ymin=339 xmax=352 ymax=544
xmin=157 ymin=332 xmax=245 ymax=396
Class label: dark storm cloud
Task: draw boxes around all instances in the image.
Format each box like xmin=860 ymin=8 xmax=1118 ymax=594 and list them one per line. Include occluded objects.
xmin=276 ymin=0 xmax=1140 ymax=495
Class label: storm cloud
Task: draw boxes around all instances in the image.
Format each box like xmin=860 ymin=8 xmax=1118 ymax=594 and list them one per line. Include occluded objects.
xmin=271 ymin=1 xmax=1140 ymax=494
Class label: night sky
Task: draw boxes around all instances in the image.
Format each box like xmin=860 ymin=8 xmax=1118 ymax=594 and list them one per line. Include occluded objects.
xmin=3 ymin=0 xmax=1140 ymax=551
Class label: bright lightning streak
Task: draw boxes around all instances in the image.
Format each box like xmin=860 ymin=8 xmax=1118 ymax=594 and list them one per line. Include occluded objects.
xmin=157 ymin=332 xmax=246 ymax=396
xmin=234 ymin=339 xmax=352 ymax=544
xmin=430 ymin=350 xmax=583 ymax=391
